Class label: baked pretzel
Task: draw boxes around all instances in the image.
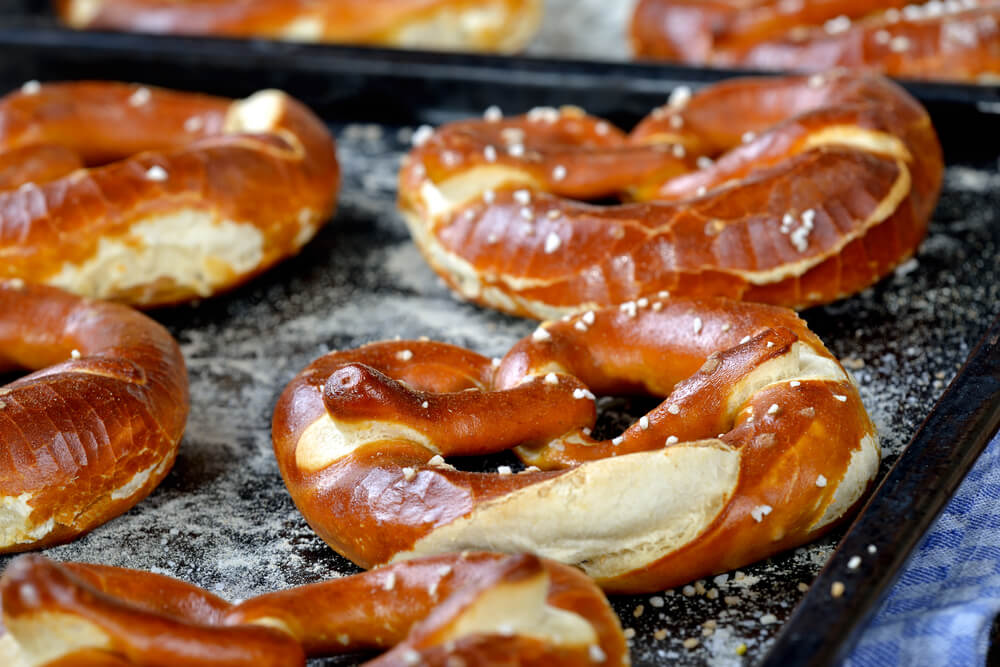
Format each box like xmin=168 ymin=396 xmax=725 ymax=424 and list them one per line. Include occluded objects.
xmin=273 ymin=298 xmax=880 ymax=593
xmin=55 ymin=0 xmax=544 ymax=53
xmin=0 ymin=281 xmax=188 ymax=553
xmin=631 ymin=0 xmax=1000 ymax=82
xmin=0 ymin=552 xmax=627 ymax=666
xmin=398 ymin=71 xmax=942 ymax=320
xmin=0 ymin=81 xmax=339 ymax=307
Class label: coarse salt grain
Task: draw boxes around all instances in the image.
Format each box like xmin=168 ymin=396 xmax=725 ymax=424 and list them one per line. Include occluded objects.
xmin=397 ymin=349 xmax=414 ymax=361
xmin=552 ymin=165 xmax=567 ymax=181
xmin=21 ymin=80 xmax=41 ymax=95
xmin=412 ymin=125 xmax=434 ymax=146
xmin=544 ymin=232 xmax=561 ymax=254
xmin=543 ymin=373 xmax=559 ymax=385
xmin=145 ymin=165 xmax=168 ymax=182
xmin=129 ymin=87 xmax=152 ymax=106
xmin=532 ymin=327 xmax=551 ymax=342
xmin=70 ymin=349 xmax=82 ymax=359
xmin=402 ymin=467 xmax=417 ymax=481
xmin=483 ymin=105 xmax=503 ymax=121
xmin=750 ymin=504 xmax=773 ymax=522
xmin=848 ymin=556 xmax=862 ymax=570
xmin=667 ymin=404 xmax=680 ymax=415
xmin=666 ymin=435 xmax=679 ymax=445
xmin=669 ymin=86 xmax=692 ymax=108
xmin=816 ymin=475 xmax=828 ymax=487
xmin=639 ymin=416 xmax=650 ymax=430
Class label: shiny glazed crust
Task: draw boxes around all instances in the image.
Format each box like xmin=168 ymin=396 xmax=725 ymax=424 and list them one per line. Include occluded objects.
xmin=0 ymin=81 xmax=339 ymax=307
xmin=0 ymin=552 xmax=628 ymax=666
xmin=0 ymin=281 xmax=188 ymax=552
xmin=273 ymin=298 xmax=880 ymax=593
xmin=398 ymin=71 xmax=943 ymax=320
xmin=631 ymin=0 xmax=1000 ymax=82
xmin=55 ymin=0 xmax=544 ymax=53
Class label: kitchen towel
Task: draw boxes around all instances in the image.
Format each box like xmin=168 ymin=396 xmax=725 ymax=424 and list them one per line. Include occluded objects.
xmin=847 ymin=430 xmax=1000 ymax=666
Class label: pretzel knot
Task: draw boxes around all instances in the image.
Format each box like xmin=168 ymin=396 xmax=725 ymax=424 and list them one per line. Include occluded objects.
xmin=0 ymin=552 xmax=627 ymax=666
xmin=274 ymin=298 xmax=879 ymax=593
xmin=0 ymin=81 xmax=339 ymax=307
xmin=398 ymin=71 xmax=942 ymax=320
xmin=56 ymin=0 xmax=544 ymax=53
xmin=631 ymin=0 xmax=1000 ymax=83
xmin=0 ymin=281 xmax=188 ymax=553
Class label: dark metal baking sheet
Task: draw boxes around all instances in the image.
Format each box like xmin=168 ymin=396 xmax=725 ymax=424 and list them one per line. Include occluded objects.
xmin=1 ymin=2 xmax=1000 ymax=111
xmin=0 ymin=29 xmax=998 ymax=666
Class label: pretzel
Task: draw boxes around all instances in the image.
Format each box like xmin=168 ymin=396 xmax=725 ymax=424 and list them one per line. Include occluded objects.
xmin=0 ymin=552 xmax=627 ymax=666
xmin=631 ymin=0 xmax=1000 ymax=82
xmin=273 ymin=297 xmax=879 ymax=593
xmin=398 ymin=71 xmax=942 ymax=320
xmin=0 ymin=81 xmax=339 ymax=307
xmin=55 ymin=0 xmax=544 ymax=53
xmin=0 ymin=281 xmax=188 ymax=553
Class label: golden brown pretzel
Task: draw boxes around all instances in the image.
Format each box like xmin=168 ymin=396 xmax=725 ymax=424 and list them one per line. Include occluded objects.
xmin=631 ymin=0 xmax=1000 ymax=82
xmin=55 ymin=0 xmax=544 ymax=53
xmin=398 ymin=71 xmax=942 ymax=320
xmin=0 ymin=281 xmax=188 ymax=553
xmin=0 ymin=552 xmax=627 ymax=666
xmin=0 ymin=81 xmax=339 ymax=307
xmin=273 ymin=298 xmax=879 ymax=593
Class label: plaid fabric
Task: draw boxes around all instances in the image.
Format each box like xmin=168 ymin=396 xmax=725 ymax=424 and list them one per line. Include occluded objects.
xmin=847 ymin=431 xmax=1000 ymax=666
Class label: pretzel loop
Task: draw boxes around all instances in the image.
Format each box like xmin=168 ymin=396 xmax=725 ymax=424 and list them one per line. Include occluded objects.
xmin=0 ymin=81 xmax=339 ymax=307
xmin=0 ymin=281 xmax=188 ymax=553
xmin=399 ymin=71 xmax=942 ymax=319
xmin=631 ymin=0 xmax=1000 ymax=83
xmin=0 ymin=552 xmax=627 ymax=666
xmin=55 ymin=0 xmax=545 ymax=53
xmin=274 ymin=297 xmax=880 ymax=592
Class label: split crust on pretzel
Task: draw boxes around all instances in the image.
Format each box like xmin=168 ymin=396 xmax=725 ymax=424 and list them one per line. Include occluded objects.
xmin=631 ymin=0 xmax=1000 ymax=83
xmin=55 ymin=0 xmax=544 ymax=53
xmin=398 ymin=71 xmax=942 ymax=320
xmin=273 ymin=298 xmax=880 ymax=593
xmin=0 ymin=81 xmax=339 ymax=307
xmin=0 ymin=552 xmax=627 ymax=666
xmin=0 ymin=281 xmax=188 ymax=553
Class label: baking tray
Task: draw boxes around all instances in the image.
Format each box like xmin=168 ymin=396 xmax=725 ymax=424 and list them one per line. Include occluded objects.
xmin=0 ymin=27 xmax=999 ymax=667
xmin=2 ymin=3 xmax=1000 ymax=112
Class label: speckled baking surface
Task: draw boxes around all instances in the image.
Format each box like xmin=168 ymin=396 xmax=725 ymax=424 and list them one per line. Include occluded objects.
xmin=1 ymin=113 xmax=997 ymax=664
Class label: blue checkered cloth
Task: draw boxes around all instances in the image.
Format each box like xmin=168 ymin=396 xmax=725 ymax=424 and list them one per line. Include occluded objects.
xmin=846 ymin=431 xmax=1000 ymax=666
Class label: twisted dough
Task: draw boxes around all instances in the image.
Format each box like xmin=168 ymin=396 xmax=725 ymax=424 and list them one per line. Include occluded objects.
xmin=55 ymin=0 xmax=544 ymax=53
xmin=399 ymin=71 xmax=942 ymax=320
xmin=0 ymin=552 xmax=627 ymax=666
xmin=631 ymin=0 xmax=1000 ymax=82
xmin=0 ymin=281 xmax=188 ymax=553
xmin=0 ymin=81 xmax=339 ymax=307
xmin=273 ymin=298 xmax=879 ymax=593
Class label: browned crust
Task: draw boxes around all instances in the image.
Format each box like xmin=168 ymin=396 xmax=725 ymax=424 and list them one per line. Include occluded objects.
xmin=0 ymin=552 xmax=627 ymax=666
xmin=0 ymin=281 xmax=189 ymax=552
xmin=631 ymin=0 xmax=1000 ymax=82
xmin=398 ymin=72 xmax=942 ymax=319
xmin=272 ymin=297 xmax=877 ymax=592
xmin=0 ymin=81 xmax=339 ymax=307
